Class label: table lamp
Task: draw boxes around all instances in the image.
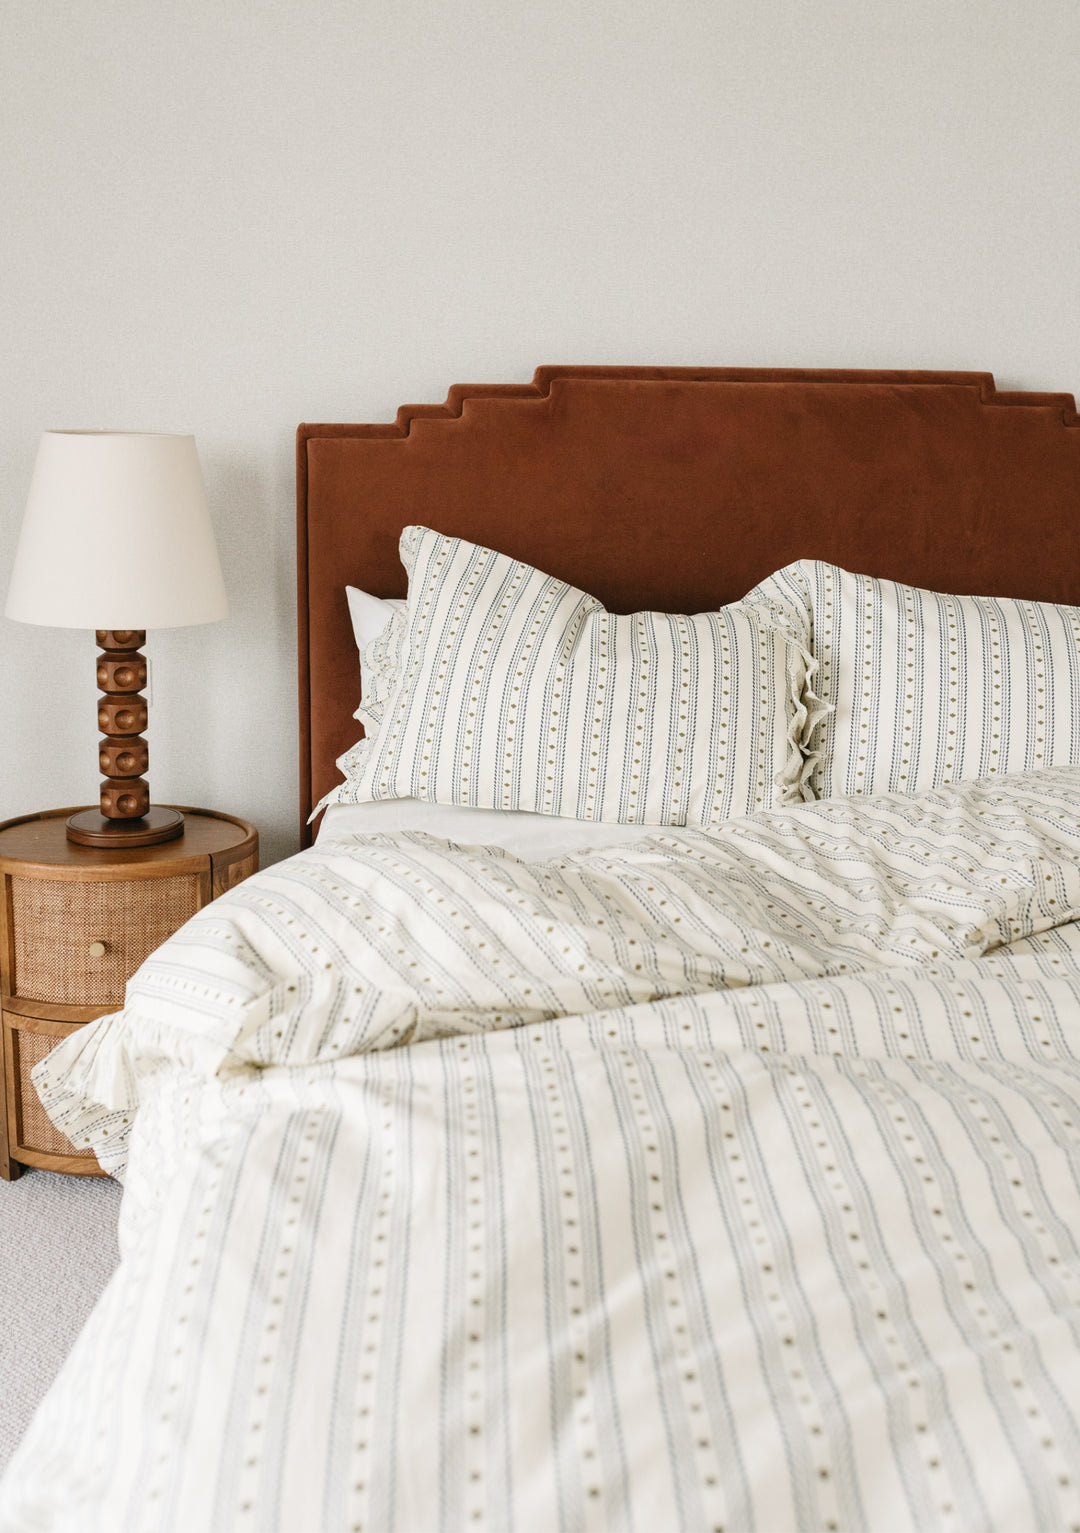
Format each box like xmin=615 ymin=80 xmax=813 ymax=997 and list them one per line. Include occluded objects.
xmin=5 ymin=430 xmax=228 ymax=847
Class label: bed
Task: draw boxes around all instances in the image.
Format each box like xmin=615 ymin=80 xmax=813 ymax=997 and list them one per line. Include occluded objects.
xmin=3 ymin=366 xmax=1080 ymax=1532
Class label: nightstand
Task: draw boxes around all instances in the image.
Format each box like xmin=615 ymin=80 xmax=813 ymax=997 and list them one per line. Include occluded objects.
xmin=0 ymin=806 xmax=258 ymax=1180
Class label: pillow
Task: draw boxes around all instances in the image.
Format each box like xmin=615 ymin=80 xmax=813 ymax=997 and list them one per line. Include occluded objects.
xmin=746 ymin=559 xmax=1080 ymax=799
xmin=345 ymin=587 xmax=407 ymax=735
xmin=320 ymin=527 xmax=814 ymax=826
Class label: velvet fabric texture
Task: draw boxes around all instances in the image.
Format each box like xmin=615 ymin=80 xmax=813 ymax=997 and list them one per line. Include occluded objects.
xmin=297 ymin=367 xmax=1080 ymax=840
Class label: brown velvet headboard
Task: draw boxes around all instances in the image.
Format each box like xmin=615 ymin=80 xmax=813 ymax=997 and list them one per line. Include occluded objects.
xmin=297 ymin=365 xmax=1080 ymax=844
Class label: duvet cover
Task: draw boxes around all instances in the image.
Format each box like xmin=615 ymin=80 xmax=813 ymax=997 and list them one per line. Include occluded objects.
xmin=3 ymin=768 xmax=1080 ymax=1532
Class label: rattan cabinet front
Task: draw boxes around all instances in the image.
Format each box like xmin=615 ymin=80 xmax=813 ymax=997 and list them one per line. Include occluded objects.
xmin=10 ymin=872 xmax=204 ymax=1008
xmin=0 ymin=806 xmax=258 ymax=1179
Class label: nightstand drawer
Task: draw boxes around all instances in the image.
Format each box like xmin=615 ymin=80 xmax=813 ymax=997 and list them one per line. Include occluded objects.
xmin=9 ymin=872 xmax=203 ymax=1008
xmin=3 ymin=1013 xmax=101 ymax=1173
xmin=0 ymin=806 xmax=257 ymax=1180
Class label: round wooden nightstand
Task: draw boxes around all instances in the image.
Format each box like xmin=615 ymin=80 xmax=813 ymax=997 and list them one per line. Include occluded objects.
xmin=0 ymin=806 xmax=258 ymax=1180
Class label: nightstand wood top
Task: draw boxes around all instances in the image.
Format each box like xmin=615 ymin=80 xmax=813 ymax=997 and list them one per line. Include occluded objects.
xmin=0 ymin=806 xmax=257 ymax=876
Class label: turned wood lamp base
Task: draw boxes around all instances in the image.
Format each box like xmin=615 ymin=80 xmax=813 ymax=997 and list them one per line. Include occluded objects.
xmin=66 ymin=805 xmax=184 ymax=848
xmin=66 ymin=630 xmax=185 ymax=849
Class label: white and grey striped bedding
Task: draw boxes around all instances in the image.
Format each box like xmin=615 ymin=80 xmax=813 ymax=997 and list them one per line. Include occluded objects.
xmin=746 ymin=560 xmax=1080 ymax=800
xmin=5 ymin=767 xmax=1080 ymax=1531
xmin=323 ymin=526 xmax=813 ymax=826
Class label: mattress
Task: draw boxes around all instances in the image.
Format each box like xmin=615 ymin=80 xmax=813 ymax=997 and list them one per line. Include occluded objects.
xmin=4 ymin=768 xmax=1080 ymax=1531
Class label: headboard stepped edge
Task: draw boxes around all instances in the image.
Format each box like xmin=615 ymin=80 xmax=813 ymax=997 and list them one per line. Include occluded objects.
xmin=296 ymin=364 xmax=1080 ymax=846
xmin=297 ymin=366 xmax=1079 ymax=445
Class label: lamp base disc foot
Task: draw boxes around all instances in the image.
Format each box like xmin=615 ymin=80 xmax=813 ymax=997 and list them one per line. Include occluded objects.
xmin=66 ymin=806 xmax=185 ymax=848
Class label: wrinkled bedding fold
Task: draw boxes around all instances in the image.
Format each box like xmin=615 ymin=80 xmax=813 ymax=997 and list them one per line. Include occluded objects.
xmin=4 ymin=768 xmax=1080 ymax=1531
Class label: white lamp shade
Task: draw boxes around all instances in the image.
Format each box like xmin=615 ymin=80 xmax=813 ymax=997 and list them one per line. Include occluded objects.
xmin=5 ymin=431 xmax=228 ymax=629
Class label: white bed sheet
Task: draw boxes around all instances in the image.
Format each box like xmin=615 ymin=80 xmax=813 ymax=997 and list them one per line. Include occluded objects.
xmin=318 ymin=797 xmax=663 ymax=860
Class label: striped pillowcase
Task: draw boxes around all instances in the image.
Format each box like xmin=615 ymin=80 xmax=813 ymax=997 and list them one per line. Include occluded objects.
xmin=747 ymin=560 xmax=1080 ymax=798
xmin=321 ymin=527 xmax=813 ymax=827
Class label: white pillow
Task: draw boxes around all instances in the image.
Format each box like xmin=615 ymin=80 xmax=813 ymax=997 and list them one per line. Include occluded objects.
xmin=321 ymin=527 xmax=813 ymax=826
xmin=746 ymin=559 xmax=1080 ymax=799
xmin=345 ymin=587 xmax=407 ymax=734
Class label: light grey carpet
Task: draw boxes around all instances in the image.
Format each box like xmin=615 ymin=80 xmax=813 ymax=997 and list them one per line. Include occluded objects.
xmin=0 ymin=1168 xmax=122 ymax=1472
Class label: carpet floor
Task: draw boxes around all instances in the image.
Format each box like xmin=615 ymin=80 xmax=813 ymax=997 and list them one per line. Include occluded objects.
xmin=0 ymin=1167 xmax=122 ymax=1473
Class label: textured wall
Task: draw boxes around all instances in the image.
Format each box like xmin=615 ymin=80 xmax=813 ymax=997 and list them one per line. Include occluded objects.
xmin=2 ymin=0 xmax=1078 ymax=865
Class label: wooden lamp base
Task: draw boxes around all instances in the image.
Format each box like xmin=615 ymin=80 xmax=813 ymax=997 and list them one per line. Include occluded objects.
xmin=66 ymin=630 xmax=185 ymax=849
xmin=66 ymin=805 xmax=184 ymax=848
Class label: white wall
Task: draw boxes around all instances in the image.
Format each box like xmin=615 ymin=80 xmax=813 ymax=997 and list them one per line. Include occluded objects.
xmin=2 ymin=0 xmax=1078 ymax=865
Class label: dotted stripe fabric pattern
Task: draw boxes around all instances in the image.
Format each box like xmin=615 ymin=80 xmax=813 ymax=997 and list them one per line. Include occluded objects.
xmin=323 ymin=526 xmax=810 ymax=826
xmin=8 ymin=766 xmax=1080 ymax=1529
xmin=747 ymin=559 xmax=1080 ymax=800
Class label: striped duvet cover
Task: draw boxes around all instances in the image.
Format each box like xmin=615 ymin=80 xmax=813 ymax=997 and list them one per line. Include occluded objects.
xmin=4 ymin=768 xmax=1080 ymax=1532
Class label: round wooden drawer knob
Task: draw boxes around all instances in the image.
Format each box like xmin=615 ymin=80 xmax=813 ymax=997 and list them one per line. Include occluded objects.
xmin=87 ymin=941 xmax=108 ymax=958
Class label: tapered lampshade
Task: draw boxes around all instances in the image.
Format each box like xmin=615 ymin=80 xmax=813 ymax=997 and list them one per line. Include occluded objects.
xmin=6 ymin=431 xmax=227 ymax=628
xmin=5 ymin=431 xmax=228 ymax=848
